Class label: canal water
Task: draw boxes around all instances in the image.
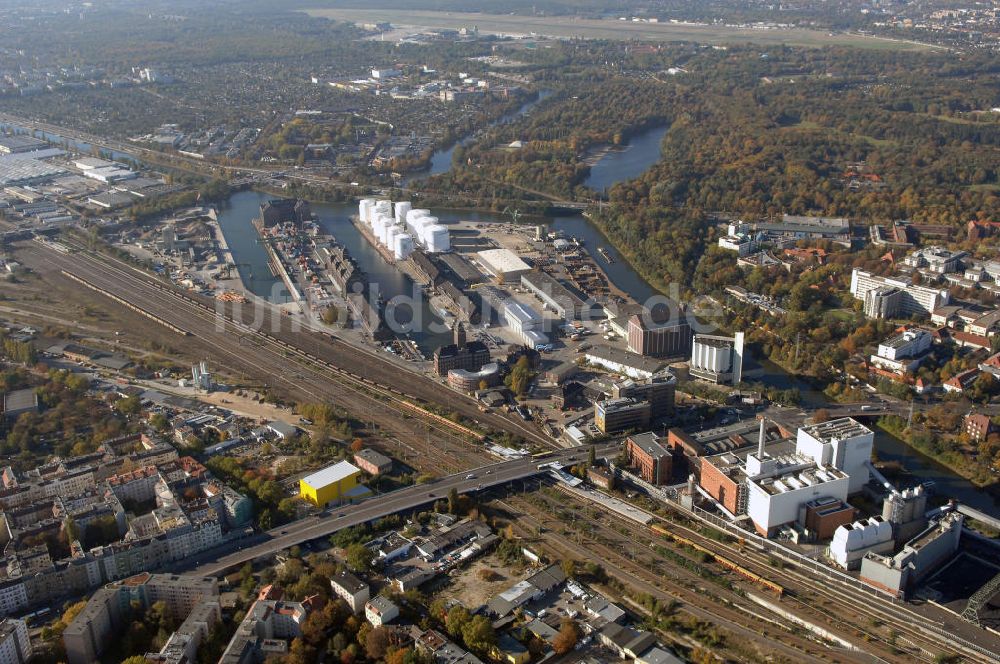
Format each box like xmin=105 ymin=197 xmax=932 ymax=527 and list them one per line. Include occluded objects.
xmin=12 ymin=114 xmax=992 ymax=512
xmin=405 ymin=90 xmax=554 ymax=183
xmin=582 ymin=124 xmax=668 ymax=193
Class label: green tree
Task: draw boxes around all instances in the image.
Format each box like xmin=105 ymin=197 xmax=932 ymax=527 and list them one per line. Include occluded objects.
xmin=345 ymin=543 xmax=374 ymax=572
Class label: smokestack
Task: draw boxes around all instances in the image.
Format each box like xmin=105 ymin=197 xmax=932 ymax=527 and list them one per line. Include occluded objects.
xmin=758 ymin=418 xmax=766 ymax=459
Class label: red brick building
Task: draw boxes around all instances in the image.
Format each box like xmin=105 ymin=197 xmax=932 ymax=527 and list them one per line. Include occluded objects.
xmin=803 ymin=497 xmax=857 ymax=540
xmin=698 ymin=456 xmax=746 ymax=516
xmin=625 ymin=432 xmax=672 ymax=485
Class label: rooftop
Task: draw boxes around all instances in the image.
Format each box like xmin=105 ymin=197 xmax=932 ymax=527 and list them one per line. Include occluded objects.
xmin=476 ymin=248 xmax=530 ymax=274
xmin=3 ymin=388 xmax=37 ymax=414
xmin=800 ymin=417 xmax=872 ymax=443
xmin=628 ymin=432 xmax=671 ymax=459
xmin=301 ymin=461 xmax=361 ymax=489
xmin=585 ymin=345 xmax=668 ymax=374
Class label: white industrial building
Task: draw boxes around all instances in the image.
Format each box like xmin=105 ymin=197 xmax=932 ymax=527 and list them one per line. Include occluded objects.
xmin=829 ymin=517 xmax=894 ymax=570
xmin=476 ymin=248 xmax=531 ymax=283
xmin=795 ymin=418 xmax=874 ymax=494
xmin=869 ymin=328 xmax=932 ymax=374
xmin=859 ymin=511 xmax=964 ymax=598
xmin=689 ymin=332 xmax=744 ymax=384
xmin=745 ymin=445 xmax=851 ymax=538
xmin=501 ymin=300 xmax=548 ymax=348
xmin=357 ymin=199 xmax=448 ymax=255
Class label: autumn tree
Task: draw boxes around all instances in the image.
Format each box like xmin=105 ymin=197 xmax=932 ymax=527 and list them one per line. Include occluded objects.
xmin=552 ymin=619 xmax=580 ymax=655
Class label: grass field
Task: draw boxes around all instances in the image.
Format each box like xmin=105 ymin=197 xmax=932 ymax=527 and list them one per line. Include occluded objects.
xmin=305 ymin=8 xmax=941 ymax=51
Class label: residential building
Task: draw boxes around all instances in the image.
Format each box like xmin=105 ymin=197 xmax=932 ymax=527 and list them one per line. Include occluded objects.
xmin=219 ymin=598 xmax=310 ymax=663
xmin=850 ymin=269 xmax=950 ymax=319
xmin=0 ymin=619 xmax=31 ymax=664
xmin=964 ymin=413 xmax=995 ymax=443
xmin=625 ymin=433 xmax=672 ymax=485
xmin=365 ymin=596 xmax=399 ymax=626
xmin=330 ymin=571 xmax=370 ymax=613
xmin=63 ymin=574 xmax=219 ymax=664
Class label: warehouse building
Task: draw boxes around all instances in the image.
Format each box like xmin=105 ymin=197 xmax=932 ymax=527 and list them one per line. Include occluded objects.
xmin=501 ymin=300 xmax=548 ymax=348
xmin=298 ymin=461 xmax=364 ymax=507
xmin=353 ymin=448 xmax=393 ymax=476
xmin=584 ymin=345 xmax=667 ymax=380
xmin=520 ymin=270 xmax=590 ymax=320
xmin=476 ymin=248 xmax=531 ymax=283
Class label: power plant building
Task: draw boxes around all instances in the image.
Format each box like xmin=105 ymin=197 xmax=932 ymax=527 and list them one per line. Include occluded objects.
xmin=859 ymin=511 xmax=964 ymax=598
xmin=795 ymin=418 xmax=874 ymax=494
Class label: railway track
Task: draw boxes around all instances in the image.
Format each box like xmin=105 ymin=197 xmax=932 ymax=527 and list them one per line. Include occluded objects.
xmin=43 ymin=237 xmax=551 ymax=448
xmin=29 ymin=243 xmax=493 ymax=472
xmin=549 ymin=483 xmax=995 ymax=663
xmin=501 ymin=491 xmax=855 ymax=664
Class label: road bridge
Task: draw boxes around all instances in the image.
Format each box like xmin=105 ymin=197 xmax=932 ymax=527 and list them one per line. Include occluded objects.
xmin=178 ymin=443 xmax=620 ymax=577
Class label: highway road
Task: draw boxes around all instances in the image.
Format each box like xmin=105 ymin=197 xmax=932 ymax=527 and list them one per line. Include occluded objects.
xmin=179 ymin=442 xmax=621 ymax=577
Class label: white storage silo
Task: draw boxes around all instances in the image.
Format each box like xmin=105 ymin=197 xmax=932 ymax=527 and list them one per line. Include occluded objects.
xmin=394 ymin=233 xmax=414 ymax=260
xmin=425 ymin=224 xmax=450 ymax=253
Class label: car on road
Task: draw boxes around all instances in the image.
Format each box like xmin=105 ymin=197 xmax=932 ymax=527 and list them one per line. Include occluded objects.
xmin=485 ymin=470 xmax=491 ymax=475
xmin=466 ymin=473 xmax=476 ymax=479
xmin=428 ymin=492 xmax=435 ymax=498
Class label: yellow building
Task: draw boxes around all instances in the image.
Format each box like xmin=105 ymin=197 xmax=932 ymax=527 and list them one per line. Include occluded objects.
xmin=299 ymin=461 xmax=362 ymax=506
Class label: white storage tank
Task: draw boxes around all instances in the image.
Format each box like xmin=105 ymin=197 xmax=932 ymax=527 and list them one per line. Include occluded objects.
xmin=406 ymin=209 xmax=430 ymax=235
xmin=373 ymin=216 xmax=389 ymax=244
xmin=425 ymin=224 xmax=450 ymax=253
xmin=359 ymin=199 xmax=375 ymax=224
xmin=415 ymin=216 xmax=437 ymax=245
xmin=394 ymin=201 xmax=412 ymax=226
xmin=373 ymin=201 xmax=392 ymax=227
xmin=385 ymin=224 xmax=399 ymax=250
xmin=394 ymin=233 xmax=414 ymax=260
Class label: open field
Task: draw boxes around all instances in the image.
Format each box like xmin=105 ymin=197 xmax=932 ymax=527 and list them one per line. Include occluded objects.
xmin=304 ymin=8 xmax=942 ymax=51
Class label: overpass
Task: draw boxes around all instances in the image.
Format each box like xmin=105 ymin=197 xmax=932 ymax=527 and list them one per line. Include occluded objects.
xmin=957 ymin=504 xmax=1000 ymax=531
xmin=178 ymin=442 xmax=621 ymax=577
